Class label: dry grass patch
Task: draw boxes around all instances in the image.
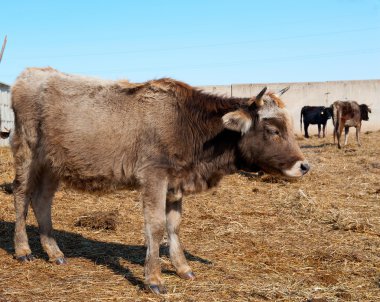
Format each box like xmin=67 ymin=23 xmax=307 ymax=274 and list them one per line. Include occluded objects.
xmin=0 ymin=131 xmax=379 ymax=301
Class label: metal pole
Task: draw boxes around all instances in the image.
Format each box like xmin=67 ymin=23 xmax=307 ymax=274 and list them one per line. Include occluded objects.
xmin=324 ymin=92 xmax=330 ymax=106
xmin=0 ymin=35 xmax=7 ymax=64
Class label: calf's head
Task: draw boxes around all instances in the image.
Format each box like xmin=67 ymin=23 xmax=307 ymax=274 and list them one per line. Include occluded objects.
xmin=359 ymin=104 xmax=371 ymax=121
xmin=222 ymin=87 xmax=309 ymax=178
xmin=322 ymin=107 xmax=333 ymax=120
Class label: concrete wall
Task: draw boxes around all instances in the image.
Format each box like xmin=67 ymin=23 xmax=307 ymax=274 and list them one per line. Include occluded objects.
xmin=198 ymin=79 xmax=380 ymax=136
xmin=0 ymin=80 xmax=379 ymax=147
xmin=0 ymin=84 xmax=12 ymax=147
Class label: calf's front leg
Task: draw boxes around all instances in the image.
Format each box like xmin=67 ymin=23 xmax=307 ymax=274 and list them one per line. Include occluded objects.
xmin=142 ymin=172 xmax=168 ymax=294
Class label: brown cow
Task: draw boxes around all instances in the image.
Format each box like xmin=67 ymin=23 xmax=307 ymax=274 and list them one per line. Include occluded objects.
xmin=331 ymin=100 xmax=371 ymax=148
xmin=11 ymin=67 xmax=309 ymax=294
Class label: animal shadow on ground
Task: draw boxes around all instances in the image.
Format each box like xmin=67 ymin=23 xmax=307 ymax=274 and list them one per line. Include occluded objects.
xmin=301 ymin=143 xmax=335 ymax=149
xmin=0 ymin=221 xmax=212 ymax=289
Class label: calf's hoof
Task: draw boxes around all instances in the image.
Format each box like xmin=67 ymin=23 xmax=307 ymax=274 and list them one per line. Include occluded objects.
xmin=15 ymin=254 xmax=35 ymax=262
xmin=179 ymin=271 xmax=196 ymax=280
xmin=146 ymin=284 xmax=167 ymax=295
xmin=54 ymin=257 xmax=67 ymax=265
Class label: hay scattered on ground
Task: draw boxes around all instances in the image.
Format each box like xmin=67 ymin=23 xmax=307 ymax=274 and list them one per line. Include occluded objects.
xmin=0 ymin=131 xmax=379 ymax=302
xmin=75 ymin=211 xmax=119 ymax=231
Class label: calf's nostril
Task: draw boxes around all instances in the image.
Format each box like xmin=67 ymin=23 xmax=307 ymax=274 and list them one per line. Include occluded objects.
xmin=300 ymin=162 xmax=310 ymax=174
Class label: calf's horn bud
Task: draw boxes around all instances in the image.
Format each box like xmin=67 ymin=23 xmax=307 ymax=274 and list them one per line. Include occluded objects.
xmin=276 ymin=86 xmax=290 ymax=97
xmin=252 ymin=87 xmax=267 ymax=107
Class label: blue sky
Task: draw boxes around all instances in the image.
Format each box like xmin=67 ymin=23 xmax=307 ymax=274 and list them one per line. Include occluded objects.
xmin=1 ymin=0 xmax=380 ymax=86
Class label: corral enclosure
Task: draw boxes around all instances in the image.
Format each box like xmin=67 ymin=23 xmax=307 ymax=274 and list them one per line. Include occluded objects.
xmin=0 ymin=131 xmax=379 ymax=301
xmin=0 ymin=82 xmax=12 ymax=147
xmin=199 ymin=79 xmax=380 ymax=136
xmin=0 ymin=79 xmax=379 ymax=147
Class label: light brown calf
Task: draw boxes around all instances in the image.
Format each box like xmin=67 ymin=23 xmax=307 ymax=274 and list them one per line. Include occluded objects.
xmin=11 ymin=67 xmax=309 ymax=294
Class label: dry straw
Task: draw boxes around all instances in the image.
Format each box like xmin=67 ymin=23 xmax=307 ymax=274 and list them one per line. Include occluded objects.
xmin=0 ymin=132 xmax=379 ymax=301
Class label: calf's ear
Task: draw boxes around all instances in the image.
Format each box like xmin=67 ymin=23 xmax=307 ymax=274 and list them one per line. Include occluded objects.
xmin=222 ymin=110 xmax=252 ymax=134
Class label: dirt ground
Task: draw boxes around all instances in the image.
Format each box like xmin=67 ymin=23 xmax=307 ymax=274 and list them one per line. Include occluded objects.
xmin=0 ymin=131 xmax=379 ymax=302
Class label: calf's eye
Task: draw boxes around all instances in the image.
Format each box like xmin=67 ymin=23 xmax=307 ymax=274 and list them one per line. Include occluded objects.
xmin=266 ymin=128 xmax=280 ymax=136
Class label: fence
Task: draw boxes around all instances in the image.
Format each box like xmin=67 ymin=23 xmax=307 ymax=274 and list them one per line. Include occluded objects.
xmin=0 ymin=89 xmax=13 ymax=147
xmin=0 ymin=79 xmax=379 ymax=147
xmin=199 ymin=79 xmax=380 ymax=135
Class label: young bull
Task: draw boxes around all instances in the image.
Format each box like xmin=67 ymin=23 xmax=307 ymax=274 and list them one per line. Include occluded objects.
xmin=300 ymin=106 xmax=332 ymax=138
xmin=11 ymin=67 xmax=309 ymax=294
xmin=331 ymin=100 xmax=371 ymax=148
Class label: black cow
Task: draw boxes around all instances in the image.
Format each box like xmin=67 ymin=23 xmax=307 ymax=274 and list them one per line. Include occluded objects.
xmin=300 ymin=106 xmax=332 ymax=138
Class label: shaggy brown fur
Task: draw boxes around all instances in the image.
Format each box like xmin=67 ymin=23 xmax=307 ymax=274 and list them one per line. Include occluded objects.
xmin=10 ymin=67 xmax=308 ymax=294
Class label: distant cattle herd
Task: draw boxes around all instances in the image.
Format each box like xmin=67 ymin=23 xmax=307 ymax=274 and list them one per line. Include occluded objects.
xmin=300 ymin=100 xmax=371 ymax=148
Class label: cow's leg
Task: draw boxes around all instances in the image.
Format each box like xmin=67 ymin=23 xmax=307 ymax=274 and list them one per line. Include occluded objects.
xmin=322 ymin=123 xmax=326 ymax=138
xmin=356 ymin=125 xmax=361 ymax=146
xmin=317 ymin=124 xmax=321 ymax=138
xmin=166 ymin=198 xmax=194 ymax=280
xmin=13 ymin=147 xmax=38 ymax=261
xmin=304 ymin=123 xmax=309 ymax=138
xmin=142 ymin=171 xmax=168 ymax=294
xmin=13 ymin=179 xmax=33 ymax=261
xmin=336 ymin=122 xmax=344 ymax=149
xmin=344 ymin=127 xmax=349 ymax=146
xmin=333 ymin=127 xmax=336 ymax=144
xmin=31 ymin=166 xmax=64 ymax=264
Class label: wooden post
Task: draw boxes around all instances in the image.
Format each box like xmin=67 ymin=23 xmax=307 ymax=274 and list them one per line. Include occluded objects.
xmin=0 ymin=35 xmax=7 ymax=64
xmin=324 ymin=92 xmax=330 ymax=106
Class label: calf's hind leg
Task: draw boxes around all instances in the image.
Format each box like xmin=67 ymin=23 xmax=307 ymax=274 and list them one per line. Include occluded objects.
xmin=304 ymin=123 xmax=310 ymax=138
xmin=13 ymin=180 xmax=34 ymax=261
xmin=31 ymin=166 xmax=65 ymax=264
xmin=13 ymin=149 xmax=39 ymax=261
xmin=344 ymin=126 xmax=349 ymax=146
xmin=336 ymin=122 xmax=344 ymax=149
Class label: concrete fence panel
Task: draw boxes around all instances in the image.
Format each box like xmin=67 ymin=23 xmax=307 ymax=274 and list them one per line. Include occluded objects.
xmin=199 ymin=80 xmax=380 ymax=136
xmin=0 ymin=79 xmax=379 ymax=147
xmin=0 ymin=90 xmax=13 ymax=147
